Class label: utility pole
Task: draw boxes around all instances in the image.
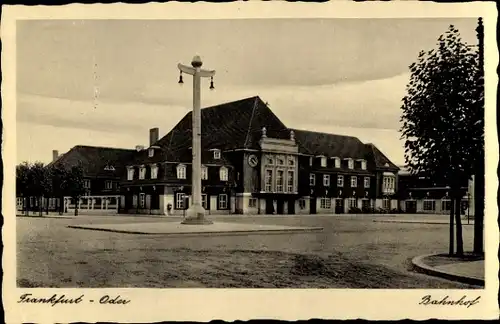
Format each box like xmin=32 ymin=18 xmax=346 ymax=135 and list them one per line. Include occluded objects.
xmin=178 ymin=55 xmax=215 ymax=225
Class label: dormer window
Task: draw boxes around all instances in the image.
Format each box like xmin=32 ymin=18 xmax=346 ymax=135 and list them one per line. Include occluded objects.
xmin=104 ymin=165 xmax=115 ymax=171
xmin=361 ymin=160 xmax=367 ymax=170
xmin=201 ymin=165 xmax=208 ymax=180
xmin=348 ymin=159 xmax=354 ymax=169
xmin=148 ymin=148 xmax=154 ymax=157
xmin=219 ymin=166 xmax=228 ymax=181
xmin=309 ymin=157 xmax=313 ymax=166
xmin=213 ymin=149 xmax=221 ymax=160
xmin=127 ymin=167 xmax=134 ymax=181
xmin=139 ymin=166 xmax=146 ymax=180
xmin=333 ymin=157 xmax=341 ymax=168
xmin=320 ymin=156 xmax=327 ymax=168
xmin=177 ymin=164 xmax=186 ymax=179
xmin=151 ymin=164 xmax=158 ymax=179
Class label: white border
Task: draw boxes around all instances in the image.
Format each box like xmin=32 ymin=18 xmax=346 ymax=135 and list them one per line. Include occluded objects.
xmin=2 ymin=2 xmax=499 ymax=322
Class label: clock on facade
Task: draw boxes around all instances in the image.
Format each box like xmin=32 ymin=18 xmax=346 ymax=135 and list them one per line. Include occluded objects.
xmin=248 ymin=154 xmax=259 ymax=168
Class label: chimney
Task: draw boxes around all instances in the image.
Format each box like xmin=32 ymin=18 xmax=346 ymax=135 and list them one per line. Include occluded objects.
xmin=52 ymin=150 xmax=59 ymax=162
xmin=149 ymin=127 xmax=159 ymax=146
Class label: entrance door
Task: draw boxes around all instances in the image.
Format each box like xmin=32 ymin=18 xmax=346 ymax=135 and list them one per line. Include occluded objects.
xmin=310 ymin=197 xmax=317 ymax=214
xmin=265 ymin=198 xmax=274 ymax=214
xmin=276 ymin=200 xmax=284 ymax=214
xmin=405 ymin=200 xmax=417 ymax=213
xmin=335 ymin=199 xmax=344 ymax=214
xmin=287 ymin=199 xmax=295 ymax=215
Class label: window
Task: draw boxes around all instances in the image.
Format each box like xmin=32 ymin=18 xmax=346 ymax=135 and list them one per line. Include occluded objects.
xmin=361 ymin=160 xmax=367 ymax=170
xmin=310 ymin=174 xmax=316 ymax=186
xmin=218 ymin=194 xmax=228 ymax=209
xmin=348 ymin=159 xmax=354 ymax=169
xmin=320 ymin=197 xmax=331 ymax=209
xmin=441 ymin=199 xmax=451 ymax=212
xmin=276 ymin=170 xmax=284 ymax=192
xmin=219 ymin=166 xmax=228 ymax=181
xmin=337 ymin=175 xmax=344 ymax=187
xmin=139 ymin=166 xmax=146 ymax=180
xmin=104 ymin=165 xmax=115 ymax=171
xmin=364 ymin=177 xmax=370 ymax=188
xmin=277 ymin=157 xmax=285 ymax=166
xmin=177 ymin=164 xmax=186 ymax=179
xmin=105 ymin=181 xmax=113 ymax=189
xmin=249 ymin=198 xmax=257 ymax=208
xmin=288 ymin=157 xmax=295 ymax=166
xmin=299 ymin=199 xmax=306 ymax=209
xmin=334 ymin=158 xmax=341 ymax=168
xmin=362 ymin=199 xmax=370 ymax=209
xmin=265 ymin=170 xmax=273 ymax=191
xmin=323 ymin=174 xmax=330 ymax=187
xmin=383 ymin=176 xmax=396 ymax=193
xmin=139 ymin=193 xmax=145 ymax=208
xmin=309 ymin=157 xmax=313 ymax=166
xmin=383 ymin=198 xmax=391 ymax=210
xmin=201 ymin=194 xmax=207 ymax=209
xmin=201 ymin=166 xmax=208 ymax=180
xmin=287 ymin=171 xmax=294 ymax=192
xmin=176 ymin=193 xmax=185 ymax=209
xmin=321 ymin=157 xmax=327 ymax=167
xmin=84 ymin=179 xmax=91 ymax=189
xmin=127 ymin=168 xmax=134 ymax=180
xmin=349 ymin=198 xmax=357 ymax=208
xmin=213 ymin=149 xmax=221 ymax=159
xmin=148 ymin=148 xmax=154 ymax=157
xmin=423 ymin=200 xmax=436 ymax=211
xmin=151 ymin=165 xmax=158 ymax=179
xmin=266 ymin=157 xmax=274 ymax=165
xmin=351 ymin=176 xmax=357 ymax=188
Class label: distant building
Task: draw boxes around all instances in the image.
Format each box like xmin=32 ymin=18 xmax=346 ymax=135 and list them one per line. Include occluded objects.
xmin=119 ymin=96 xmax=400 ymax=215
xmin=397 ymin=166 xmax=474 ymax=215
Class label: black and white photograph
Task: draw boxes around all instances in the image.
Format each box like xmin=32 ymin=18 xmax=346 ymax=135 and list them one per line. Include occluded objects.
xmin=2 ymin=2 xmax=498 ymax=322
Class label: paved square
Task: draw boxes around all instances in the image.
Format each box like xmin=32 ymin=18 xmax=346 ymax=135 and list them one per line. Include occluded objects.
xmin=17 ymin=214 xmax=481 ymax=288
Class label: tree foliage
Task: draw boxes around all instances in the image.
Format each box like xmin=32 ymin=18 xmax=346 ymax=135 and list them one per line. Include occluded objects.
xmin=400 ymin=25 xmax=483 ymax=185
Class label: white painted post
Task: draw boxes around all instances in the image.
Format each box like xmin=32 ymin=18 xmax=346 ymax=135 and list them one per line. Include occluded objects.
xmin=178 ymin=56 xmax=216 ymax=225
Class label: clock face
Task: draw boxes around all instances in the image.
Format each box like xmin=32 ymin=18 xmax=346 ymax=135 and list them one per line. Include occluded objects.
xmin=248 ymin=155 xmax=259 ymax=168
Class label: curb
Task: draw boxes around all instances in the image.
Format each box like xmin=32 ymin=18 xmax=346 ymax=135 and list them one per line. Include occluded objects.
xmin=67 ymin=225 xmax=324 ymax=237
xmin=411 ymin=254 xmax=484 ymax=286
xmin=374 ymin=220 xmax=474 ymax=226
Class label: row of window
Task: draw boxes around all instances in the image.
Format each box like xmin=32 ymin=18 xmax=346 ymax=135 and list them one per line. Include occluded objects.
xmin=127 ymin=164 xmax=229 ymax=182
xmin=175 ymin=193 xmax=228 ymax=210
xmin=382 ymin=176 xmax=396 ymax=193
xmin=83 ymin=179 xmax=115 ymax=190
xmin=310 ymin=174 xmax=370 ymax=188
xmin=422 ymin=199 xmax=455 ymax=211
xmin=264 ymin=169 xmax=295 ymax=192
xmin=312 ymin=157 xmax=367 ymax=170
xmin=265 ymin=155 xmax=295 ymax=167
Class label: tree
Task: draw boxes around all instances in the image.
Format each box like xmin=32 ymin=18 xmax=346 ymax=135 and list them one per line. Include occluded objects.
xmin=473 ymin=17 xmax=485 ymax=255
xmin=26 ymin=162 xmax=53 ymax=217
xmin=400 ymin=25 xmax=484 ymax=257
xmin=66 ymin=165 xmax=86 ymax=216
xmin=49 ymin=163 xmax=70 ymax=215
xmin=16 ymin=162 xmax=31 ymax=215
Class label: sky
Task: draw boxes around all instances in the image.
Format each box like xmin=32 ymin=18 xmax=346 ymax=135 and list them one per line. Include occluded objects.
xmin=16 ymin=18 xmax=479 ymax=165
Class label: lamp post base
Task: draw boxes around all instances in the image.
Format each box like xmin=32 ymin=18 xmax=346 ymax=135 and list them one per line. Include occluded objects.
xmin=182 ymin=204 xmax=213 ymax=225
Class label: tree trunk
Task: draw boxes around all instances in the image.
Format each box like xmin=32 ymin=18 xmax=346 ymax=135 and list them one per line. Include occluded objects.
xmin=449 ymin=197 xmax=455 ymax=256
xmin=74 ymin=197 xmax=79 ymax=216
xmin=46 ymin=197 xmax=49 ymax=215
xmin=39 ymin=196 xmax=43 ymax=217
xmin=59 ymin=196 xmax=64 ymax=215
xmin=454 ymin=189 xmax=464 ymax=256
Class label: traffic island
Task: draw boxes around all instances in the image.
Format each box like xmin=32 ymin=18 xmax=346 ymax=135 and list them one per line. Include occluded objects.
xmin=68 ymin=221 xmax=323 ymax=237
xmin=411 ymin=253 xmax=484 ymax=286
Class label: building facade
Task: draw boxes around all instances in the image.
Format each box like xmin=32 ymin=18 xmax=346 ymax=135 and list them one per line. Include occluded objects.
xmin=397 ymin=167 xmax=474 ymax=215
xmin=119 ymin=96 xmax=400 ymax=215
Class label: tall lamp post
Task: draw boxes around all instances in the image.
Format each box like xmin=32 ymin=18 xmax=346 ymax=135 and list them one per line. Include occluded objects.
xmin=178 ymin=55 xmax=216 ymax=225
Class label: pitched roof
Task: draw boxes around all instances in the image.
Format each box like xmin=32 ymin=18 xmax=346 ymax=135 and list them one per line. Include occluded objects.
xmin=130 ymin=96 xmax=290 ymax=164
xmin=50 ymin=145 xmax=136 ymax=178
xmin=365 ymin=143 xmax=399 ymax=171
xmin=291 ymin=129 xmax=368 ymax=159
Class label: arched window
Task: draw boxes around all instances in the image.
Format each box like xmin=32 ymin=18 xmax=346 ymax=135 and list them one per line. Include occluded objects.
xmin=219 ymin=166 xmax=228 ymax=181
xmin=177 ymin=164 xmax=186 ymax=179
